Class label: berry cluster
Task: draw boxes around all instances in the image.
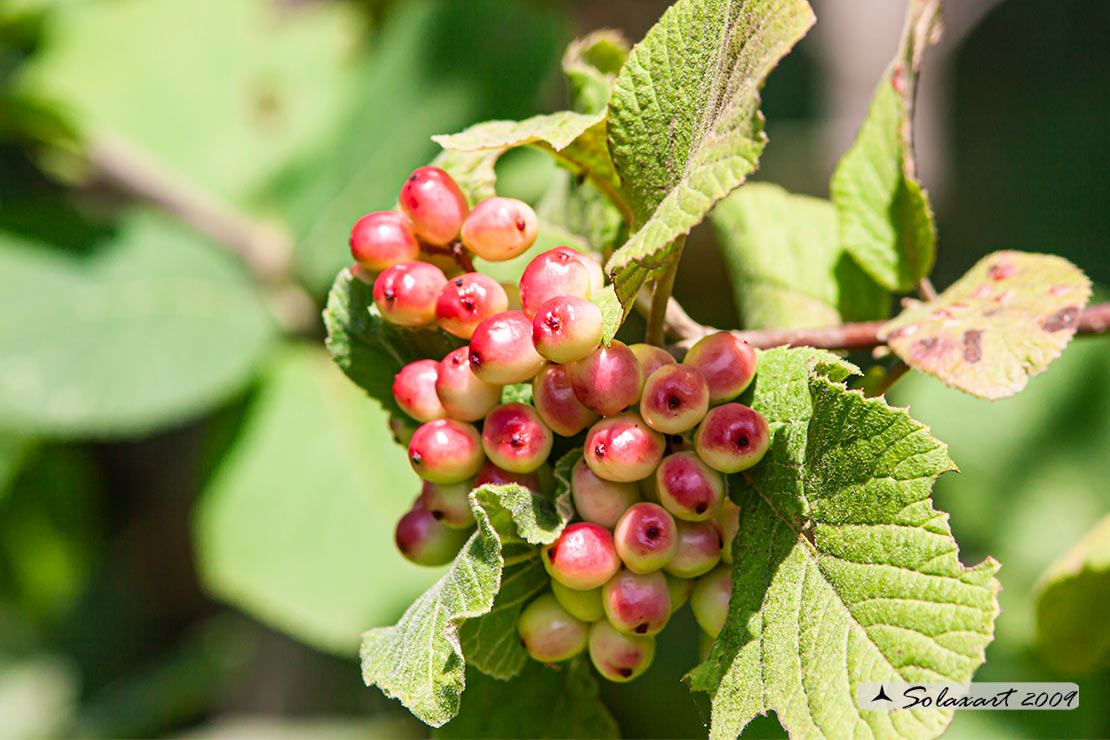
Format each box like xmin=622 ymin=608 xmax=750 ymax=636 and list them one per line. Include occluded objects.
xmin=354 ymin=166 xmax=772 ymax=683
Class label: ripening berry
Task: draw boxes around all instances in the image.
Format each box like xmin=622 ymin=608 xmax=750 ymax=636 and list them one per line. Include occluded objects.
xmin=532 ymin=364 xmax=600 ymax=437
xmin=666 ymin=573 xmax=694 ymax=613
xmin=629 ymin=343 xmax=676 ymax=381
xmin=419 ymin=479 xmax=475 ymax=529
xmin=475 ymin=460 xmax=545 ymax=496
xmin=665 ymin=519 xmax=723 ymax=578
xmin=395 ymin=502 xmax=471 ymax=566
xmin=388 ymin=416 xmax=417 ymax=446
xmin=584 ymin=413 xmax=666 ymax=483
xmin=531 ymin=295 xmax=604 ymax=364
xmin=655 ymin=451 xmax=724 ymax=521
xmin=408 ymin=418 xmax=484 ymax=484
xmin=517 ymin=593 xmax=588 ymax=663
xmin=392 ymin=359 xmax=448 ymax=422
xmin=717 ymin=499 xmax=740 ymax=565
xmin=691 ymin=565 xmax=731 ymax=637
xmin=399 ymin=166 xmax=469 ymax=246
xmin=560 ymin=247 xmax=605 ymax=294
xmin=518 ymin=248 xmax=593 ymax=317
xmin=602 ymin=569 xmax=671 ymax=635
xmin=468 ymin=311 xmax=546 ymax=385
xmin=435 ymin=273 xmax=509 ymax=339
xmin=542 ymin=522 xmax=621 ymax=591
xmin=571 ymin=457 xmax=640 ymax=529
xmin=481 ymin=403 xmax=553 ymax=474
xmin=434 ymin=347 xmax=501 ymax=422
xmin=694 ymin=403 xmax=771 ymax=473
xmin=551 ymin=579 xmax=605 ymax=622
xmin=640 ymin=364 xmax=710 ymax=435
xmin=349 ymin=211 xmax=421 ymax=271
xmin=461 ymin=197 xmax=538 ymax=262
xmin=588 ymin=620 xmax=655 ymax=683
xmin=683 ymin=332 xmax=758 ymax=403
xmin=569 ymin=341 xmax=643 ymax=417
xmin=373 ymin=261 xmax=448 ymax=327
xmin=614 ymin=502 xmax=678 ymax=574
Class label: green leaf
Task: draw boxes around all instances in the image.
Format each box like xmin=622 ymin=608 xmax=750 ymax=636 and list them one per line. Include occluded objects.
xmin=711 ymin=182 xmax=888 ymax=329
xmin=430 ymin=147 xmax=503 ymax=206
xmin=0 ymin=211 xmax=275 ymax=438
xmin=194 ymin=345 xmax=438 ymax=654
xmin=323 ymin=267 xmax=461 ymax=417
xmin=0 ymin=431 xmax=36 ymax=503
xmin=562 ymin=30 xmax=631 ymax=115
xmin=829 ymin=0 xmax=941 ymax=291
xmin=879 ymin=251 xmax=1092 ymax=400
xmin=687 ymin=347 xmax=1000 ymax=740
xmin=590 ymin=286 xmax=625 ymax=344
xmin=535 ymin=171 xmax=624 ymax=256
xmin=1033 ymin=513 xmax=1110 ymax=675
xmin=604 ymin=0 xmax=815 ymax=317
xmin=360 ymin=482 xmax=573 ymax=728
xmin=436 ymin=659 xmax=619 ymax=740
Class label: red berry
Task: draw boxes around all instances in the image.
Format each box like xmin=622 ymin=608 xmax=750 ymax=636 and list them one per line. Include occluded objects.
xmin=665 ymin=519 xmax=723 ymax=578
xmin=588 ymin=620 xmax=654 ymax=682
xmin=481 ymin=403 xmax=553 ymax=474
xmin=434 ymin=347 xmax=501 ymax=422
xmin=373 ymin=261 xmax=447 ymax=327
xmin=408 ymin=418 xmax=484 ymax=484
xmin=551 ymin=579 xmax=605 ymax=622
xmin=613 ymin=502 xmax=678 ymax=574
xmin=532 ymin=363 xmax=599 ymax=437
xmin=349 ymin=211 xmax=420 ymax=271
xmin=655 ymin=451 xmax=724 ymax=521
xmin=468 ymin=310 xmax=545 ymax=385
xmin=518 ymin=248 xmax=593 ymax=318
xmin=570 ymin=457 xmax=639 ymax=529
xmin=569 ymin=340 xmax=643 ymax=417
xmin=640 ymin=364 xmax=710 ymax=434
xmin=602 ymin=569 xmax=671 ymax=635
xmin=399 ymin=166 xmax=469 ymax=245
xmin=559 ymin=247 xmax=605 ymax=293
xmin=460 ymin=196 xmax=538 ymax=262
xmin=531 ymin=295 xmax=603 ymax=364
xmin=584 ymin=413 xmax=665 ymax=483
xmin=435 ymin=273 xmax=509 ymax=339
xmin=694 ymin=403 xmax=771 ymax=473
xmin=683 ymin=332 xmax=758 ymax=403
xmin=392 ymin=359 xmax=447 ymax=422
xmin=395 ymin=501 xmax=471 ymax=566
xmin=542 ymin=522 xmax=621 ymax=591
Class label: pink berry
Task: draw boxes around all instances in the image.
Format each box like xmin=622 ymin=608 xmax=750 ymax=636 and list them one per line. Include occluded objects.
xmin=683 ymin=332 xmax=758 ymax=403
xmin=399 ymin=166 xmax=469 ymax=245
xmin=588 ymin=620 xmax=654 ymax=682
xmin=419 ymin=479 xmax=475 ymax=529
xmin=569 ymin=341 xmax=643 ymax=417
xmin=434 ymin=347 xmax=501 ymax=422
xmin=517 ymin=593 xmax=588 ymax=663
xmin=602 ymin=569 xmax=671 ymax=635
xmin=640 ymin=364 xmax=710 ymax=435
xmin=474 ymin=460 xmax=544 ymax=495
xmin=531 ymin=295 xmax=603 ymax=364
xmin=717 ymin=499 xmax=740 ymax=565
xmin=584 ymin=413 xmax=665 ymax=483
xmin=435 ymin=273 xmax=509 ymax=339
xmin=691 ymin=565 xmax=731 ymax=637
xmin=373 ymin=261 xmax=448 ymax=327
xmin=349 ymin=211 xmax=420 ymax=271
xmin=613 ymin=502 xmax=678 ymax=574
xmin=571 ymin=457 xmax=640 ymax=529
xmin=460 ymin=196 xmax=538 ymax=262
xmin=542 ymin=522 xmax=621 ymax=591
xmin=558 ymin=247 xmax=605 ymax=293
xmin=629 ymin=343 xmax=676 ymax=381
xmin=532 ymin=364 xmax=599 ymax=437
xmin=694 ymin=403 xmax=771 ymax=473
xmin=392 ymin=359 xmax=447 ymax=422
xmin=481 ymin=403 xmax=553 ymax=474
xmin=665 ymin=519 xmax=723 ymax=578
xmin=395 ymin=502 xmax=471 ymax=566
xmin=655 ymin=451 xmax=724 ymax=521
xmin=518 ymin=248 xmax=592 ymax=318
xmin=551 ymin=579 xmax=605 ymax=622
xmin=408 ymin=418 xmax=484 ymax=484
xmin=468 ymin=311 xmax=545 ymax=385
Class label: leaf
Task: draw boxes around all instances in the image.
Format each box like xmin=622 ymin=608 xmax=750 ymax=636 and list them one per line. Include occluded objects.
xmin=590 ymin=286 xmax=625 ymax=344
xmin=829 ymin=0 xmax=942 ymax=291
xmin=0 ymin=431 xmax=36 ymax=503
xmin=687 ymin=347 xmax=1000 ymax=740
xmin=0 ymin=211 xmax=275 ymax=438
xmin=604 ymin=0 xmax=815 ymax=316
xmin=360 ymin=481 xmax=573 ymax=727
xmin=323 ymin=267 xmax=461 ymax=417
xmin=562 ymin=30 xmax=631 ymax=116
xmin=711 ymin=182 xmax=888 ymax=329
xmin=1033 ymin=513 xmax=1110 ymax=675
xmin=879 ymin=251 xmax=1092 ymax=400
xmin=436 ymin=659 xmax=619 ymax=740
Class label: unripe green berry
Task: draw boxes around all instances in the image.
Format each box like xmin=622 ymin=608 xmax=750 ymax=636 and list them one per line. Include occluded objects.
xmin=517 ymin=593 xmax=588 ymax=663
xmin=550 ymin=579 xmax=605 ymax=622
xmin=419 ymin=479 xmax=475 ymax=529
xmin=690 ymin=565 xmax=731 ymax=637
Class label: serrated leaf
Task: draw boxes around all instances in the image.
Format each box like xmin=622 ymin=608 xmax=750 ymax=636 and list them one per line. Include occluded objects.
xmin=687 ymin=347 xmax=1000 ymax=740
xmin=604 ymin=0 xmax=815 ymax=317
xmin=323 ymin=268 xmax=461 ymax=417
xmin=360 ymin=482 xmax=573 ymax=727
xmin=830 ymin=0 xmax=941 ymax=291
xmin=879 ymin=251 xmax=1092 ymax=400
xmin=1033 ymin=513 xmax=1110 ymax=675
xmin=431 ymin=147 xmax=503 ymax=206
xmin=562 ymin=29 xmax=631 ymax=115
xmin=711 ymin=182 xmax=888 ymax=329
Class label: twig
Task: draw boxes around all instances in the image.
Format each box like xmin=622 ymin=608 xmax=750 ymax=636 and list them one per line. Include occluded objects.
xmin=645 ymin=236 xmax=685 ymax=346
xmin=915 ymin=277 xmax=938 ymax=301
xmin=868 ymin=361 xmax=911 ymax=397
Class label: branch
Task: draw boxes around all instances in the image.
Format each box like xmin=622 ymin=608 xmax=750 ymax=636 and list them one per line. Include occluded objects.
xmin=645 ymin=236 xmax=684 ymax=346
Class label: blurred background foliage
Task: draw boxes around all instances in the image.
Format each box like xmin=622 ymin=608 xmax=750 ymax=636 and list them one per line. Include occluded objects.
xmin=0 ymin=0 xmax=1106 ymax=737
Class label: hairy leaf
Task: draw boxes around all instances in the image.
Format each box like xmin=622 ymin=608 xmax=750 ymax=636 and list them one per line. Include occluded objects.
xmin=360 ymin=482 xmax=573 ymax=727
xmin=590 ymin=286 xmax=625 ymax=344
xmin=711 ymin=183 xmax=888 ymax=329
xmin=605 ymin=0 xmax=814 ymax=316
xmin=879 ymin=251 xmax=1091 ymax=399
xmin=687 ymin=347 xmax=1000 ymax=740
xmin=562 ymin=29 xmax=631 ymax=115
xmin=1033 ymin=514 xmax=1110 ymax=675
xmin=830 ymin=0 xmax=941 ymax=291
xmin=324 ymin=267 xmax=461 ymax=417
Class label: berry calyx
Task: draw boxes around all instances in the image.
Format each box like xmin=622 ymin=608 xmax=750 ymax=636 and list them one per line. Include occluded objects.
xmin=570 ymin=457 xmax=640 ymax=529
xmin=588 ymin=620 xmax=655 ymax=683
xmin=395 ymin=502 xmax=471 ymax=566
xmin=551 ymin=579 xmax=605 ymax=622
xmin=655 ymin=451 xmax=725 ymax=521
xmin=640 ymin=364 xmax=710 ymax=435
xmin=517 ymin=593 xmax=588 ymax=663
xmin=399 ymin=166 xmax=469 ymax=246
xmin=460 ymin=197 xmax=538 ymax=262
xmin=629 ymin=343 xmax=676 ymax=381
xmin=518 ymin=248 xmax=593 ymax=318
xmin=694 ymin=403 xmax=771 ymax=473
xmin=349 ymin=211 xmax=420 ymax=271
xmin=532 ymin=363 xmax=600 ymax=437
xmin=568 ymin=340 xmax=644 ymax=417
xmin=584 ymin=413 xmax=666 ymax=483
xmin=602 ymin=569 xmax=671 ymax=635
xmin=664 ymin=519 xmax=723 ymax=578
xmin=613 ymin=502 xmax=678 ymax=574
xmin=531 ymin=295 xmax=604 ymax=364
xmin=690 ymin=565 xmax=732 ymax=637
xmin=392 ymin=359 xmax=447 ymax=423
xmin=468 ymin=310 xmax=546 ymax=385
xmin=373 ymin=261 xmax=448 ymax=327
xmin=683 ymin=332 xmax=758 ymax=403
xmin=434 ymin=347 xmax=501 ymax=422
xmin=419 ymin=479 xmax=475 ymax=529
xmin=408 ymin=418 xmax=484 ymax=484
xmin=435 ymin=273 xmax=509 ymax=339
xmin=481 ymin=402 xmax=553 ymax=474
xmin=542 ymin=522 xmax=621 ymax=591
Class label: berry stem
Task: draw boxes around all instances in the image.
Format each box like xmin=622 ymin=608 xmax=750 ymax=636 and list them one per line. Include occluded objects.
xmin=645 ymin=236 xmax=685 ymax=347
